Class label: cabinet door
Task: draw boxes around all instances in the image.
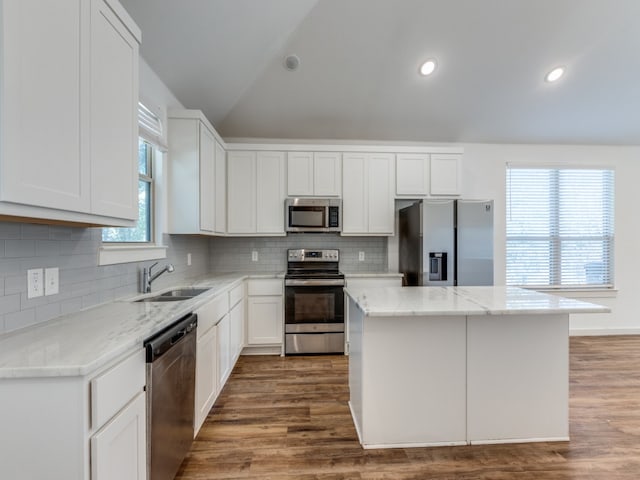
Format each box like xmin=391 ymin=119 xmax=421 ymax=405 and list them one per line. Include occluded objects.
xmin=217 ymin=314 xmax=232 ymax=385
xmin=430 ymin=154 xmax=461 ymax=196
xmin=195 ymin=325 xmax=217 ymax=435
xmin=396 ymin=154 xmax=429 ymax=196
xmin=368 ymin=153 xmax=395 ymax=234
xmin=230 ymin=300 xmax=245 ymax=362
xmin=256 ymin=151 xmax=286 ymax=234
xmin=1 ymin=0 xmax=89 ymax=212
xmin=342 ymin=153 xmax=368 ymax=234
xmin=90 ymin=0 xmax=139 ymax=219
xmin=91 ymin=392 xmax=146 ymax=480
xmin=214 ymin=141 xmax=227 ymax=234
xmin=314 ymin=152 xmax=342 ymax=196
xmin=227 ymin=151 xmax=256 ymax=233
xmin=287 ymin=152 xmax=314 ymax=196
xmin=199 ymin=123 xmax=215 ymax=232
xmin=247 ymin=296 xmax=283 ymax=345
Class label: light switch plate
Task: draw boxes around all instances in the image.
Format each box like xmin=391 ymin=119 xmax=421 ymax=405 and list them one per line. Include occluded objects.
xmin=45 ymin=267 xmax=59 ymax=296
xmin=27 ymin=269 xmax=44 ymax=298
xmin=359 ymin=251 xmax=365 ymax=261
xmin=252 ymin=251 xmax=259 ymax=262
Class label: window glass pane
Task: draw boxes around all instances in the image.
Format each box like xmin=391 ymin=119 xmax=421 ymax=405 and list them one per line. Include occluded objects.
xmin=138 ymin=140 xmax=149 ymax=176
xmin=102 ymin=179 xmax=151 ymax=243
xmin=506 ymin=169 xmax=551 ymax=237
xmin=103 ymin=138 xmax=153 ymax=244
xmin=506 ymin=167 xmax=614 ymax=288
xmin=559 ymin=170 xmax=610 ymax=236
xmin=560 ymin=240 xmax=612 ymax=285
xmin=506 ymin=240 xmax=551 ymax=286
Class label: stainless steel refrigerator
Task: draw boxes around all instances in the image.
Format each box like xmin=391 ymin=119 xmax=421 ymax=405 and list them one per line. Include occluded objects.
xmin=398 ymin=199 xmax=494 ymax=286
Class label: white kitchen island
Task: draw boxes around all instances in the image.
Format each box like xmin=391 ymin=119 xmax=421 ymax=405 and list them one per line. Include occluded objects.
xmin=345 ymin=286 xmax=609 ymax=449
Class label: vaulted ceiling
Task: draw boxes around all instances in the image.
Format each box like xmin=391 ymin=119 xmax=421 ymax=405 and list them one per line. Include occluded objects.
xmin=120 ymin=0 xmax=640 ymax=145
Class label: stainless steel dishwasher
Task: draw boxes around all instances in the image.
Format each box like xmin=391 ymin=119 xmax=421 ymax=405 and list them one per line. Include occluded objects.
xmin=145 ymin=313 xmax=197 ymax=480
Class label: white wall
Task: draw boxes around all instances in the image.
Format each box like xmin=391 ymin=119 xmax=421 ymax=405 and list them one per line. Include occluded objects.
xmin=461 ymin=143 xmax=640 ymax=334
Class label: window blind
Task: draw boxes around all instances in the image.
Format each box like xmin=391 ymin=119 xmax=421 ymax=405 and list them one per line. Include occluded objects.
xmin=138 ymin=102 xmax=167 ymax=149
xmin=506 ymin=166 xmax=614 ymax=288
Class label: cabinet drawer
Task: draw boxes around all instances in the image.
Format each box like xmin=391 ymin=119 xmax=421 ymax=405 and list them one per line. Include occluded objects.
xmin=229 ymin=282 xmax=245 ymax=308
xmin=91 ymin=348 xmax=145 ymax=430
xmin=248 ymin=278 xmax=283 ymax=296
xmin=197 ymin=293 xmax=229 ymax=336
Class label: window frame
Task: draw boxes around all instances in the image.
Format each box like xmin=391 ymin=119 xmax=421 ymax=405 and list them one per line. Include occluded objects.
xmin=505 ymin=165 xmax=615 ymax=290
xmin=98 ymin=138 xmax=167 ymax=266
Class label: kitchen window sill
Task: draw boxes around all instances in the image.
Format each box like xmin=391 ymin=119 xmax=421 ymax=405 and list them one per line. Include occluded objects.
xmin=98 ymin=245 xmax=167 ymax=266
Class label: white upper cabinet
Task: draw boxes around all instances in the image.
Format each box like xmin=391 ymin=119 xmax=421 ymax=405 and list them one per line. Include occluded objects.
xmin=168 ymin=111 xmax=224 ymax=235
xmin=256 ymin=152 xmax=286 ymax=233
xmin=287 ymin=152 xmax=341 ymax=196
xmin=430 ymin=154 xmax=462 ymax=196
xmin=0 ymin=0 xmax=140 ymax=225
xmin=89 ymin=0 xmax=139 ymax=220
xmin=227 ymin=151 xmax=257 ymax=234
xmin=342 ymin=153 xmax=395 ymax=235
xmin=396 ymin=154 xmax=429 ymax=196
xmin=199 ymin=124 xmax=216 ymax=232
xmin=0 ymin=0 xmax=87 ymax=213
xmin=214 ymin=140 xmax=227 ymax=234
xmin=227 ymin=150 xmax=286 ymax=235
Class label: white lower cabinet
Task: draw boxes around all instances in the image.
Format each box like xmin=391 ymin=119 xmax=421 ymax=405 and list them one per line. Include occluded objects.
xmin=216 ymin=313 xmax=232 ymax=391
xmin=194 ymin=293 xmax=228 ymax=435
xmin=0 ymin=346 xmax=147 ymax=480
xmin=229 ymin=283 xmax=245 ymax=362
xmin=90 ymin=392 xmax=146 ymax=480
xmin=89 ymin=348 xmax=146 ymax=480
xmin=247 ymin=279 xmax=284 ymax=347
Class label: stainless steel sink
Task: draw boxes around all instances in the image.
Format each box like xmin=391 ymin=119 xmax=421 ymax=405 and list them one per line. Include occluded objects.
xmin=158 ymin=288 xmax=210 ymax=297
xmin=134 ymin=287 xmax=210 ymax=302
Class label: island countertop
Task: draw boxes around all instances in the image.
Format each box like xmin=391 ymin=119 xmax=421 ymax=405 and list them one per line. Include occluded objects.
xmin=344 ymin=285 xmax=610 ymax=317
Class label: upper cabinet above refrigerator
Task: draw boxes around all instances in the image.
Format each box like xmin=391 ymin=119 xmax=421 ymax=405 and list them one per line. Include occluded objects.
xmin=396 ymin=153 xmax=462 ymax=197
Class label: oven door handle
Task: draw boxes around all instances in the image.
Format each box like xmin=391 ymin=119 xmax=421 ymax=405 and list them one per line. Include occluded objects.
xmin=285 ymin=279 xmax=346 ymax=287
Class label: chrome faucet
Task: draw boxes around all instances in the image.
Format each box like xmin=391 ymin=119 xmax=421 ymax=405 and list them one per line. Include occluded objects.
xmin=142 ymin=262 xmax=175 ymax=293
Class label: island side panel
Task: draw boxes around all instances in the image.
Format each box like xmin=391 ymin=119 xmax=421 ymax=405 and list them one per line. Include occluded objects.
xmin=467 ymin=313 xmax=569 ymax=444
xmin=348 ymin=299 xmax=365 ymax=442
xmin=360 ymin=314 xmax=467 ymax=448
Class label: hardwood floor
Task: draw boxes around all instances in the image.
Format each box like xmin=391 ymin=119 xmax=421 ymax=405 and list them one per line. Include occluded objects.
xmin=176 ymin=336 xmax=640 ymax=479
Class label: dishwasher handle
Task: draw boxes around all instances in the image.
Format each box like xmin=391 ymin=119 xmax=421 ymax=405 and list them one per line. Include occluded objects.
xmin=144 ymin=313 xmax=198 ymax=362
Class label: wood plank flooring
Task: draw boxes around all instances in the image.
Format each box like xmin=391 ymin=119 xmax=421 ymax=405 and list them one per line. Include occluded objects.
xmin=175 ymin=336 xmax=640 ymax=479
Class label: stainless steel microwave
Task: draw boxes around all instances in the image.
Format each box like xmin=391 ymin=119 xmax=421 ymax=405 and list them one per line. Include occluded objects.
xmin=285 ymin=198 xmax=341 ymax=233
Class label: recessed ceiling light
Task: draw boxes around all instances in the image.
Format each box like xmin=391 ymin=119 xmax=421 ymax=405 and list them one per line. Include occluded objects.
xmin=419 ymin=59 xmax=437 ymax=76
xmin=545 ymin=66 xmax=565 ymax=83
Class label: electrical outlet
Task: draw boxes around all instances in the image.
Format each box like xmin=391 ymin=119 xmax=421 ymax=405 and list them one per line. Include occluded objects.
xmin=45 ymin=268 xmax=59 ymax=296
xmin=187 ymin=253 xmax=192 ymax=266
xmin=252 ymin=250 xmax=259 ymax=262
xmin=358 ymin=251 xmax=365 ymax=261
xmin=27 ymin=269 xmax=44 ymax=298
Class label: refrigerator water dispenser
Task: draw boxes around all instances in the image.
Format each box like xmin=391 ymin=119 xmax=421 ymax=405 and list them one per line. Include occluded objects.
xmin=429 ymin=252 xmax=448 ymax=281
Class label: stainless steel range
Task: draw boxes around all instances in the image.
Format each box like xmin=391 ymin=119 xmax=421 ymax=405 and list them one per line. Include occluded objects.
xmin=284 ymin=249 xmax=345 ymax=355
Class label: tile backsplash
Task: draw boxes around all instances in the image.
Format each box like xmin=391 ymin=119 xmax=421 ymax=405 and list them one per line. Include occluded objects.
xmin=209 ymin=234 xmax=388 ymax=273
xmin=0 ymin=222 xmax=209 ymax=335
xmin=0 ymin=221 xmax=389 ymax=335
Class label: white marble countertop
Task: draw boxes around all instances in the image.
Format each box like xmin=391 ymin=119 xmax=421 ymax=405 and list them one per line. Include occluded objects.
xmin=0 ymin=272 xmax=283 ymax=379
xmin=345 ymin=286 xmax=610 ymax=317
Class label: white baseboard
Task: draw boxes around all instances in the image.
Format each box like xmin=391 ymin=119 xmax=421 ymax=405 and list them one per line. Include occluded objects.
xmin=570 ymin=328 xmax=640 ymax=336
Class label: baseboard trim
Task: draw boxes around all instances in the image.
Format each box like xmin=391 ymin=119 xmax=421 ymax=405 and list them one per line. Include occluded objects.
xmin=570 ymin=328 xmax=640 ymax=336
